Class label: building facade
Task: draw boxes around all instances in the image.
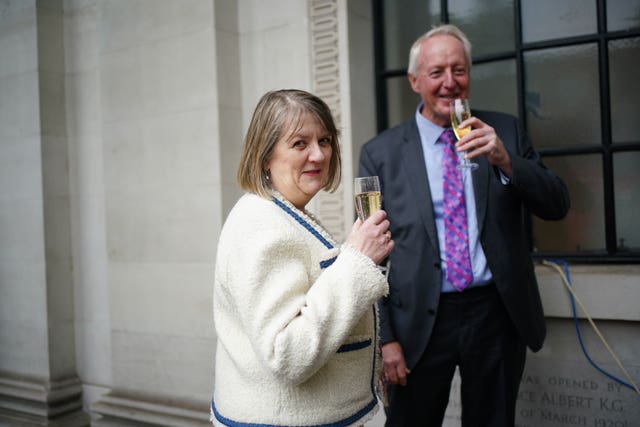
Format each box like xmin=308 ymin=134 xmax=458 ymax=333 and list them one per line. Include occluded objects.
xmin=0 ymin=1 xmax=638 ymax=426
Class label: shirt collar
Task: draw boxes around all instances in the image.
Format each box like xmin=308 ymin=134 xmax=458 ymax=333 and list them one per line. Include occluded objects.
xmin=414 ymin=102 xmax=447 ymax=145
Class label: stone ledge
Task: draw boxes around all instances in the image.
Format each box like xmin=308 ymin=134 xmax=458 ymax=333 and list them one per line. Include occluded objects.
xmin=536 ymin=263 xmax=640 ymax=321
xmin=0 ymin=373 xmax=89 ymax=426
xmin=92 ymin=393 xmax=210 ymax=427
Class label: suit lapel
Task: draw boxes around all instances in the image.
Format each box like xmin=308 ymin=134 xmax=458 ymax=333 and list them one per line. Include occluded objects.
xmin=400 ymin=121 xmax=440 ymax=255
xmin=472 ymin=156 xmax=489 ymax=237
xmin=396 ymin=118 xmax=491 ymax=254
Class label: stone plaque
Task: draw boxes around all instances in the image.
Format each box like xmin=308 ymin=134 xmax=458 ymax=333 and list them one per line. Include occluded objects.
xmin=516 ymin=359 xmax=639 ymax=427
xmin=440 ymin=361 xmax=639 ymax=427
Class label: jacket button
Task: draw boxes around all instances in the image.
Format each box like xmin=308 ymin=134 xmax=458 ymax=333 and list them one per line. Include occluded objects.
xmin=427 ymin=309 xmax=436 ymax=315
xmin=434 ymin=262 xmax=441 ymax=269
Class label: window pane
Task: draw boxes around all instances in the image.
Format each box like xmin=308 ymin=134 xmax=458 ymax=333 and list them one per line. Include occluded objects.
xmin=533 ymin=155 xmax=605 ymax=253
xmin=614 ymin=152 xmax=640 ymax=253
xmin=521 ymin=0 xmax=596 ymax=43
xmin=470 ymin=60 xmax=518 ymax=117
xmin=449 ymin=0 xmax=514 ymax=57
xmin=383 ymin=0 xmax=439 ymax=70
xmin=524 ymin=44 xmax=601 ymax=149
xmin=607 ymin=0 xmax=640 ymax=31
xmin=386 ymin=76 xmax=419 ymax=129
xmin=609 ymin=37 xmax=640 ymax=144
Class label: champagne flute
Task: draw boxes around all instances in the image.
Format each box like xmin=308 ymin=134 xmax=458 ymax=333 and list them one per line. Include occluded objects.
xmin=354 ymin=176 xmax=382 ymax=222
xmin=354 ymin=176 xmax=389 ymax=274
xmin=449 ymin=98 xmax=479 ymax=170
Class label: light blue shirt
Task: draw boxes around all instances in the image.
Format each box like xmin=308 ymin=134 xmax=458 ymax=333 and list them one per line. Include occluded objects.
xmin=414 ymin=106 xmax=493 ymax=292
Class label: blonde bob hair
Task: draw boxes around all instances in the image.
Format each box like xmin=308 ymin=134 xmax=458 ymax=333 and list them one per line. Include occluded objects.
xmin=237 ymin=89 xmax=342 ymax=199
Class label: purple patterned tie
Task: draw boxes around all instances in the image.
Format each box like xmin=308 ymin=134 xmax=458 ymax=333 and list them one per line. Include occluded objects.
xmin=441 ymin=128 xmax=473 ymax=291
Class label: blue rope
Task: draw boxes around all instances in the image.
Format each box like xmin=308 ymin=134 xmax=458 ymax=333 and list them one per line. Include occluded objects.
xmin=545 ymin=259 xmax=636 ymax=392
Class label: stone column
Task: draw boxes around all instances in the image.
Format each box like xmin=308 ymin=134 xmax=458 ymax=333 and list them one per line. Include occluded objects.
xmin=0 ymin=0 xmax=88 ymax=425
xmin=309 ymin=0 xmax=378 ymax=240
xmin=87 ymin=0 xmax=221 ymax=425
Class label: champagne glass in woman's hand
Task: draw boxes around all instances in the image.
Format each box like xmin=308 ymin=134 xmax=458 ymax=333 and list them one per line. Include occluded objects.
xmin=450 ymin=98 xmax=479 ymax=170
xmin=354 ymin=176 xmax=390 ymax=275
xmin=354 ymin=176 xmax=382 ymax=222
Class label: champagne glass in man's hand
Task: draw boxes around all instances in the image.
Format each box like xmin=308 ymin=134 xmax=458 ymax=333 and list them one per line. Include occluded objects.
xmin=450 ymin=98 xmax=479 ymax=170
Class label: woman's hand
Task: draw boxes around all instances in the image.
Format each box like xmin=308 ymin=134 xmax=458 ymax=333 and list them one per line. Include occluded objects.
xmin=345 ymin=210 xmax=394 ymax=265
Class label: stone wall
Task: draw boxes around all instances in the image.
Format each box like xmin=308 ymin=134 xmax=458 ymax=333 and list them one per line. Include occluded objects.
xmin=0 ymin=1 xmax=637 ymax=426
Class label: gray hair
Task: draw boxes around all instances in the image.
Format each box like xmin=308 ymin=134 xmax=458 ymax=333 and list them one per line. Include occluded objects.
xmin=407 ymin=24 xmax=472 ymax=76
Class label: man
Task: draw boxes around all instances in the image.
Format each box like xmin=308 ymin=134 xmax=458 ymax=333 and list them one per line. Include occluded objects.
xmin=359 ymin=25 xmax=570 ymax=426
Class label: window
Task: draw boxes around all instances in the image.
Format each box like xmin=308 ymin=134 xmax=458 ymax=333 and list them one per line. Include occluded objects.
xmin=372 ymin=0 xmax=640 ymax=262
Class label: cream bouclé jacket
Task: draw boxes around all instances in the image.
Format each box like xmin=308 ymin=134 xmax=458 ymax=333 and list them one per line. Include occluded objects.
xmin=211 ymin=192 xmax=389 ymax=427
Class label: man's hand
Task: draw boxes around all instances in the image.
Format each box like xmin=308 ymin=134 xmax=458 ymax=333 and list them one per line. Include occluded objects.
xmin=381 ymin=341 xmax=411 ymax=386
xmin=456 ymin=116 xmax=513 ymax=177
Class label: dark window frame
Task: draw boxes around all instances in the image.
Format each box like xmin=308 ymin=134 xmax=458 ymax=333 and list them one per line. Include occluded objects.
xmin=372 ymin=0 xmax=640 ymax=263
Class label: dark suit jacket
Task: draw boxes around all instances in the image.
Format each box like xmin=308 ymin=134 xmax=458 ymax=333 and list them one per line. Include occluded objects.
xmin=358 ymin=110 xmax=570 ymax=370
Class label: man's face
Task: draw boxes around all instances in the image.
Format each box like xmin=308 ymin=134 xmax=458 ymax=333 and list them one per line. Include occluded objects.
xmin=408 ymin=34 xmax=470 ymax=127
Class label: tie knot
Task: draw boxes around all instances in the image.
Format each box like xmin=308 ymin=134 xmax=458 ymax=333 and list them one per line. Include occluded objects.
xmin=440 ymin=128 xmax=456 ymax=145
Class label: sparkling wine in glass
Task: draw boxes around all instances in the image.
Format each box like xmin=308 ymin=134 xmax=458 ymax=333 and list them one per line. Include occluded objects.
xmin=354 ymin=176 xmax=389 ymax=275
xmin=354 ymin=176 xmax=382 ymax=222
xmin=450 ymin=98 xmax=479 ymax=170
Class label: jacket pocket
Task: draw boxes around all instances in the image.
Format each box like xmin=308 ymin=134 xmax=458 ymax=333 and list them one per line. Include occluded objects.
xmin=337 ymin=338 xmax=372 ymax=353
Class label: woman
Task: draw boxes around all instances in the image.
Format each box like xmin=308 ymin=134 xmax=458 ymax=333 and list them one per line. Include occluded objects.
xmin=210 ymin=89 xmax=393 ymax=427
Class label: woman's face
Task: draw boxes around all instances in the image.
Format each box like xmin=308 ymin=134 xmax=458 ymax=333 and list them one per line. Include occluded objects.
xmin=264 ymin=113 xmax=333 ymax=210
